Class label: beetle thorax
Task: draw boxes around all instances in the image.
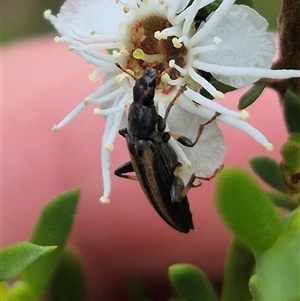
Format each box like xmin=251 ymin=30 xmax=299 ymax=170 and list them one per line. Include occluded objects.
xmin=127 ymin=102 xmax=159 ymax=140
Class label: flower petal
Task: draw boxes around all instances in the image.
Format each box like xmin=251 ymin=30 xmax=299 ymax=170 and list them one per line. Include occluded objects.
xmin=199 ymin=5 xmax=276 ymax=88
xmin=167 ymin=105 xmax=226 ymax=177
xmin=57 ymin=0 xmax=125 ymax=36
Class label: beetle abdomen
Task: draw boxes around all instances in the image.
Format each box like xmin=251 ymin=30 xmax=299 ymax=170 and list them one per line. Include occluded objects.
xmin=129 ymin=138 xmax=194 ymax=233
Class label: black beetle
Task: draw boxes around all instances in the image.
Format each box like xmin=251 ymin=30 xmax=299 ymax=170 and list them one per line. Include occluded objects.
xmin=114 ymin=69 xmax=220 ymax=233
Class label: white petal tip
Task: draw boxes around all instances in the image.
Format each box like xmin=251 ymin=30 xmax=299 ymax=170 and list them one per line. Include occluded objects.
xmin=44 ymin=9 xmax=52 ymax=19
xmin=100 ymin=196 xmax=110 ymax=203
xmin=266 ymin=143 xmax=274 ymax=152
xmin=52 ymin=124 xmax=58 ymax=132
xmin=88 ymin=74 xmax=99 ymax=83
xmin=185 ymin=160 xmax=192 ymax=169
xmin=241 ymin=110 xmax=249 ymax=120
xmin=93 ymin=108 xmax=101 ymax=116
xmin=105 ymin=142 xmax=114 ymax=152
xmin=214 ymin=91 xmax=225 ymax=100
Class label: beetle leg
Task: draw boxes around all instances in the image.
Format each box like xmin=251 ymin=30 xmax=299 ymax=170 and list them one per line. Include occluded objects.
xmin=163 ymin=84 xmax=187 ymax=124
xmin=168 ymin=112 xmax=221 ymax=147
xmin=170 ymin=164 xmax=196 ymax=202
xmin=118 ymin=127 xmax=128 ymax=138
xmin=196 ymin=164 xmax=224 ymax=181
xmin=114 ymin=161 xmax=138 ymax=181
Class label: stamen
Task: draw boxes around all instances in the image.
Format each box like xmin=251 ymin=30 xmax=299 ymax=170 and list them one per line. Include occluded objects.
xmin=123 ymin=5 xmax=130 ymax=13
xmin=169 ymin=60 xmax=187 ymax=75
xmin=190 ymin=44 xmax=219 ymax=56
xmin=54 ymin=36 xmax=61 ymax=43
xmin=188 ymin=67 xmax=224 ymax=99
xmin=190 ymin=0 xmax=235 ymax=46
xmin=213 ymin=36 xmax=223 ymax=45
xmin=193 ymin=61 xmax=300 ymax=80
xmin=172 ymin=38 xmax=182 ymax=48
xmin=241 ymin=110 xmax=249 ymax=120
xmin=67 ymin=45 xmax=76 ymax=51
xmin=83 ymin=98 xmax=91 ymax=105
xmin=184 ymin=87 xmax=244 ymax=119
xmin=266 ymin=143 xmax=274 ymax=151
xmin=44 ymin=9 xmax=52 ymax=19
xmin=88 ymin=74 xmax=100 ymax=83
xmin=100 ymin=196 xmax=110 ymax=204
xmin=154 ymin=31 xmax=168 ymax=40
xmin=178 ymin=96 xmax=272 ymax=149
xmin=93 ymin=105 xmax=126 ymax=116
xmin=161 ymin=72 xmax=171 ymax=83
xmin=185 ymin=160 xmax=192 ymax=169
xmin=105 ymin=142 xmax=114 ymax=152
xmin=93 ymin=108 xmax=102 ymax=116
xmin=54 ymin=102 xmax=88 ymax=130
xmin=133 ymin=48 xmax=164 ymax=64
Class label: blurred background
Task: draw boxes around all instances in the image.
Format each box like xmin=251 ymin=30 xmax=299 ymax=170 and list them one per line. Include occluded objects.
xmin=2 ymin=0 xmax=282 ymax=44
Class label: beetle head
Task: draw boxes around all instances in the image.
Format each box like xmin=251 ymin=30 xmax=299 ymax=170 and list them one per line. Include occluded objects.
xmin=133 ymin=69 xmax=157 ymax=106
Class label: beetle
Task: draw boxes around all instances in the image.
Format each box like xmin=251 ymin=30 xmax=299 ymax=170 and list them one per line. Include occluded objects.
xmin=114 ymin=68 xmax=220 ymax=233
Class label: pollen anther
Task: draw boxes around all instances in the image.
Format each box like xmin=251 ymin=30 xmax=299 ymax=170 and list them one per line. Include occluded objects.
xmin=88 ymin=74 xmax=99 ymax=83
xmin=93 ymin=108 xmax=101 ymax=116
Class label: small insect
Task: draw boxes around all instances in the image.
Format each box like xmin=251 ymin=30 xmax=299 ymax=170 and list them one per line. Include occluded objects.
xmin=115 ymin=68 xmax=221 ymax=233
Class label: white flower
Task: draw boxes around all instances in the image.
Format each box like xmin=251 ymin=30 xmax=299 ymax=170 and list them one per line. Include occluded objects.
xmin=45 ymin=0 xmax=300 ymax=202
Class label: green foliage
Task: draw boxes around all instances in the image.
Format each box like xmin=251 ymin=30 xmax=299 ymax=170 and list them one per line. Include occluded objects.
xmin=0 ymin=242 xmax=56 ymax=281
xmin=283 ymin=90 xmax=300 ymax=133
xmin=280 ymin=133 xmax=300 ymax=175
xmin=238 ymin=82 xmax=267 ymax=110
xmin=0 ymin=281 xmax=33 ymax=301
xmin=169 ymin=264 xmax=218 ymax=301
xmin=22 ymin=190 xmax=80 ymax=300
xmin=215 ymin=169 xmax=285 ymax=253
xmin=221 ymin=241 xmax=254 ymax=301
xmin=49 ymin=249 xmax=87 ymax=301
xmin=249 ymin=208 xmax=300 ymax=301
xmin=250 ymin=156 xmax=287 ymax=193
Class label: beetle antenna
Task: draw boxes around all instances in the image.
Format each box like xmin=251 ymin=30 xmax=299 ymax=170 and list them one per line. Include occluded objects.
xmin=163 ymin=84 xmax=187 ymax=123
xmin=115 ymin=63 xmax=137 ymax=80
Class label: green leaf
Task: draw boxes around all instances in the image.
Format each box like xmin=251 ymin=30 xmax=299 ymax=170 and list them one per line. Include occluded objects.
xmin=280 ymin=133 xmax=300 ymax=175
xmin=23 ymin=190 xmax=80 ymax=300
xmin=215 ymin=169 xmax=285 ymax=253
xmin=0 ymin=281 xmax=33 ymax=301
xmin=250 ymin=156 xmax=287 ymax=193
xmin=235 ymin=0 xmax=255 ymax=8
xmin=221 ymin=241 xmax=254 ymax=301
xmin=249 ymin=208 xmax=300 ymax=301
xmin=283 ymin=90 xmax=300 ymax=133
xmin=169 ymin=264 xmax=218 ymax=301
xmin=266 ymin=191 xmax=298 ymax=210
xmin=49 ymin=249 xmax=87 ymax=301
xmin=0 ymin=242 xmax=56 ymax=281
xmin=238 ymin=82 xmax=267 ymax=110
